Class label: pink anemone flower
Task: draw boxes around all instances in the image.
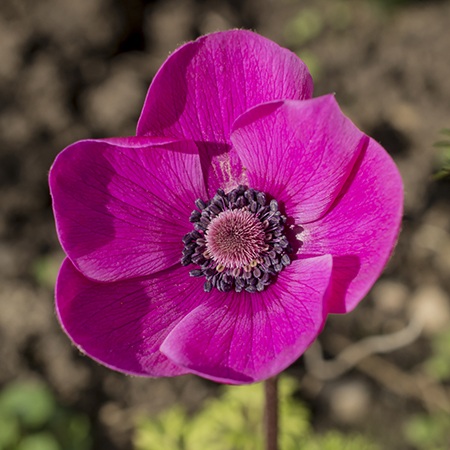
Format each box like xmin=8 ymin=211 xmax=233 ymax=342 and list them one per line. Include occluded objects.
xmin=49 ymin=30 xmax=403 ymax=384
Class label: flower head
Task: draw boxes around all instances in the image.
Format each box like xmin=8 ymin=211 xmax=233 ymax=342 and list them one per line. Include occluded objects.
xmin=49 ymin=30 xmax=403 ymax=384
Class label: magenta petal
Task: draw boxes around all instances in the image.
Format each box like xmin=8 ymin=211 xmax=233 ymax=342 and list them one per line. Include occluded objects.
xmin=137 ymin=30 xmax=313 ymax=195
xmin=49 ymin=137 xmax=207 ymax=282
xmin=302 ymin=138 xmax=403 ymax=313
xmin=56 ymin=258 xmax=210 ymax=377
xmin=160 ymin=256 xmax=332 ymax=384
xmin=97 ymin=136 xmax=178 ymax=147
xmin=231 ymin=96 xmax=365 ymax=223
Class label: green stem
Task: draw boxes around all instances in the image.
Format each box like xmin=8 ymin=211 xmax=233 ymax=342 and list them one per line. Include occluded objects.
xmin=264 ymin=376 xmax=279 ymax=450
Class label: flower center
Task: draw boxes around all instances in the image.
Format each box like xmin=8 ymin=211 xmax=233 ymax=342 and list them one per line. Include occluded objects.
xmin=205 ymin=209 xmax=267 ymax=270
xmin=181 ymin=186 xmax=292 ymax=293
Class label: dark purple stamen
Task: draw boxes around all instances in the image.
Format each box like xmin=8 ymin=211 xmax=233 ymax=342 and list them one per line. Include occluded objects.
xmin=181 ymin=186 xmax=292 ymax=293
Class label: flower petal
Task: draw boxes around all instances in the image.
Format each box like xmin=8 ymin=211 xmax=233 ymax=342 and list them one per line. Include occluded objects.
xmin=137 ymin=30 xmax=313 ymax=195
xmin=160 ymin=255 xmax=332 ymax=384
xmin=49 ymin=137 xmax=207 ymax=282
xmin=301 ymin=138 xmax=403 ymax=313
xmin=56 ymin=258 xmax=208 ymax=377
xmin=231 ymin=95 xmax=365 ymax=223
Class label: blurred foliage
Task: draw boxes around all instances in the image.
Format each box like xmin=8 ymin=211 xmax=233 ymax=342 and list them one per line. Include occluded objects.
xmin=283 ymin=2 xmax=353 ymax=82
xmin=284 ymin=2 xmax=352 ymax=47
xmin=403 ymin=327 xmax=450 ymax=450
xmin=367 ymin=0 xmax=438 ymax=10
xmin=433 ymin=128 xmax=450 ymax=181
xmin=0 ymin=380 xmax=91 ymax=450
xmin=424 ymin=328 xmax=450 ymax=382
xmin=295 ymin=50 xmax=321 ymax=84
xmin=134 ymin=376 xmax=379 ymax=450
xmin=284 ymin=8 xmax=325 ymax=46
xmin=404 ymin=412 xmax=450 ymax=450
xmin=32 ymin=254 xmax=63 ymax=289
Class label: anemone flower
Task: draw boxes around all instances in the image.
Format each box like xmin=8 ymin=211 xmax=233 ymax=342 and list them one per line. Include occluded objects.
xmin=49 ymin=30 xmax=403 ymax=384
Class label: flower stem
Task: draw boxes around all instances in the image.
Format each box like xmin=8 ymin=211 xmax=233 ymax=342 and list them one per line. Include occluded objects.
xmin=264 ymin=375 xmax=279 ymax=450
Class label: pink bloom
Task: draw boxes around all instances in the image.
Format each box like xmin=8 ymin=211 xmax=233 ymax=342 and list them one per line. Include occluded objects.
xmin=49 ymin=30 xmax=403 ymax=384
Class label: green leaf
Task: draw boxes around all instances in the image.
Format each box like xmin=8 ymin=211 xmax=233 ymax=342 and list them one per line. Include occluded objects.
xmin=308 ymin=431 xmax=380 ymax=450
xmin=134 ymin=406 xmax=190 ymax=450
xmin=133 ymin=376 xmax=380 ymax=450
xmin=188 ymin=383 xmax=264 ymax=450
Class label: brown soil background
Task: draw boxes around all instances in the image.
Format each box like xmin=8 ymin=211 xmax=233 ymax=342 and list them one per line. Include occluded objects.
xmin=1 ymin=0 xmax=449 ymax=449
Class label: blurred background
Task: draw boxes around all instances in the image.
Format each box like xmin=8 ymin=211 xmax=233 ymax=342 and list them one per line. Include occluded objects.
xmin=0 ymin=0 xmax=449 ymax=449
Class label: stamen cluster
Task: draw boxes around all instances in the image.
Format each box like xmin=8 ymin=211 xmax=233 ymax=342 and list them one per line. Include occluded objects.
xmin=181 ymin=186 xmax=292 ymax=293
